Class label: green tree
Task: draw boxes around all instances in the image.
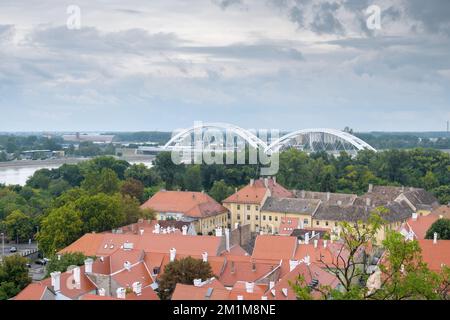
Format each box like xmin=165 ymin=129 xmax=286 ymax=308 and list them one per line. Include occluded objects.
xmin=154 ymin=152 xmax=185 ymax=190
xmin=4 ymin=210 xmax=34 ymax=243
xmin=82 ymin=168 xmax=120 ymax=195
xmin=157 ymin=257 xmax=214 ymax=300
xmin=209 ymin=180 xmax=234 ymax=202
xmin=120 ymin=195 xmax=143 ymax=225
xmin=45 ymin=252 xmax=90 ymax=277
xmin=74 ymin=193 xmax=125 ymax=233
xmin=125 ymin=164 xmax=161 ymax=187
xmin=183 ymin=165 xmax=203 ymax=191
xmin=425 ymin=219 xmax=450 ymax=240
xmin=37 ymin=205 xmax=83 ymax=256
xmin=120 ymin=179 xmax=144 ymax=201
xmin=422 ymin=171 xmax=439 ymax=190
xmin=0 ymin=255 xmax=31 ymax=300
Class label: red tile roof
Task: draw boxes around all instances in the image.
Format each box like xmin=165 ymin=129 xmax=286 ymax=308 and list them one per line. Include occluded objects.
xmin=406 ymin=215 xmax=439 ymax=239
xmin=141 ymin=191 xmax=227 ymax=218
xmin=229 ymin=281 xmax=267 ymax=300
xmin=293 ymin=240 xmax=350 ymax=268
xmin=223 ymin=178 xmax=293 ymax=204
xmin=219 ymin=259 xmax=280 ymax=287
xmin=418 ymin=239 xmax=450 ymax=271
xmin=112 ymin=262 xmax=153 ymax=288
xmin=61 ymin=233 xmax=223 ymax=257
xmin=172 ymin=282 xmax=230 ymax=300
xmin=268 ymin=263 xmax=339 ymax=300
xmin=14 ymin=282 xmax=50 ymax=300
xmin=252 ymin=235 xmax=298 ymax=260
xmin=278 ymin=217 xmax=300 ymax=235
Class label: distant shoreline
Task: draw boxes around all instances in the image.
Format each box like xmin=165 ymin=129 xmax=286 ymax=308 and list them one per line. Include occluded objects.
xmin=0 ymin=155 xmax=155 ymax=170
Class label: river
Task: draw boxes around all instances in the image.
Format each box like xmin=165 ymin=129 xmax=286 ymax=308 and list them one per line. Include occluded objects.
xmin=0 ymin=156 xmax=155 ymax=186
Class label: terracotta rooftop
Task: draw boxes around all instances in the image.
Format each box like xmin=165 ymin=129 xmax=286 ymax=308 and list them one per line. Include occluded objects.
xmin=140 ymin=190 xmax=227 ymax=218
xmin=432 ymin=205 xmax=450 ymax=219
xmin=252 ymin=235 xmax=297 ymax=260
xmin=418 ymin=239 xmax=450 ymax=271
xmin=405 ymin=214 xmax=439 ymax=239
xmin=172 ymin=279 xmax=230 ymax=300
xmin=223 ymin=178 xmax=293 ymax=204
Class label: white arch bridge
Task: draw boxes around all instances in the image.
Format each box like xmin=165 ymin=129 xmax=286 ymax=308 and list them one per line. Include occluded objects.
xmin=158 ymin=123 xmax=376 ymax=155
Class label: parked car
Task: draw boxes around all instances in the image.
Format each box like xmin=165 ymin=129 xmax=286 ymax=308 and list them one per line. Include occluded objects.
xmin=35 ymin=259 xmax=47 ymax=265
xmin=9 ymin=247 xmax=17 ymax=253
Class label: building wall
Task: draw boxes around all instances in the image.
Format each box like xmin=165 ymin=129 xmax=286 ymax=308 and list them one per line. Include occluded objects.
xmin=156 ymin=211 xmax=228 ymax=235
xmin=225 ymin=202 xmax=262 ymax=233
xmin=259 ymin=210 xmax=313 ymax=234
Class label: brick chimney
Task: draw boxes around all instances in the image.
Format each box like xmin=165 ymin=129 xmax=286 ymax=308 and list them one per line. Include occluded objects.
xmin=170 ymin=248 xmax=176 ymax=262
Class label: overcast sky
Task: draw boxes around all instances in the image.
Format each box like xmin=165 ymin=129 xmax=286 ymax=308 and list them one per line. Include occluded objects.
xmin=0 ymin=0 xmax=449 ymax=132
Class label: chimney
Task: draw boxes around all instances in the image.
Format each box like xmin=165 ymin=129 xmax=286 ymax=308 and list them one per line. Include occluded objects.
xmin=323 ymin=240 xmax=328 ymax=248
xmin=269 ymin=281 xmax=275 ymax=290
xmin=225 ymin=228 xmax=230 ymax=252
xmin=412 ymin=212 xmax=418 ymax=221
xmin=250 ymin=179 xmax=255 ymax=186
xmin=303 ymin=255 xmax=311 ymax=265
xmin=57 ymin=254 xmax=61 ymax=261
xmin=215 ymin=227 xmax=223 ymax=237
xmin=273 ymin=176 xmax=277 ymax=184
xmin=234 ymin=222 xmax=239 ymax=230
xmin=368 ymin=184 xmax=373 ymax=193
xmin=433 ymin=232 xmax=438 ymax=244
xmin=304 ymin=232 xmax=310 ymax=244
xmin=139 ymin=229 xmax=144 ymax=236
xmin=251 ymin=261 xmax=256 ymax=272
xmin=281 ymin=288 xmax=288 ymax=297
xmin=170 ymin=248 xmax=176 ymax=262
xmin=193 ymin=279 xmax=202 ymax=287
xmin=132 ymin=281 xmax=142 ymax=296
xmin=326 ymin=192 xmax=330 ymax=201
xmin=245 ymin=282 xmax=255 ymax=293
xmin=124 ymin=261 xmax=132 ymax=271
xmin=231 ymin=261 xmax=235 ymax=274
xmin=98 ymin=288 xmax=106 ymax=296
xmin=401 ymin=185 xmax=405 ymax=192
xmin=264 ymin=178 xmax=268 ymax=188
xmin=301 ymin=190 xmax=305 ymax=198
xmin=237 ymin=295 xmax=244 ymax=300
xmin=289 ymin=260 xmax=299 ymax=272
xmin=51 ymin=271 xmax=61 ymax=292
xmin=154 ymin=223 xmax=160 ymax=234
xmin=202 ymin=252 xmax=208 ymax=263
xmin=182 ymin=225 xmax=188 ymax=235
xmin=116 ymin=287 xmax=126 ymax=299
xmin=312 ymin=230 xmax=316 ymax=237
xmin=439 ymin=215 xmax=443 ymax=219
xmin=366 ymin=198 xmax=371 ymax=207
xmin=261 ymin=296 xmax=268 ymax=300
xmin=314 ymin=239 xmax=318 ymax=248
xmin=84 ymin=258 xmax=93 ymax=273
xmin=73 ymin=266 xmax=81 ymax=287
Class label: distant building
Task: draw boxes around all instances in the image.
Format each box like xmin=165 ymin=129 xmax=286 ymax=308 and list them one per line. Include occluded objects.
xmin=19 ymin=150 xmax=64 ymax=160
xmin=62 ymin=133 xmax=115 ymax=144
xmin=140 ymin=190 xmax=229 ymax=235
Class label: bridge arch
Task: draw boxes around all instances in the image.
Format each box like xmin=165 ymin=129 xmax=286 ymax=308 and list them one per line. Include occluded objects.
xmin=266 ymin=128 xmax=376 ymax=154
xmin=163 ymin=122 xmax=268 ymax=150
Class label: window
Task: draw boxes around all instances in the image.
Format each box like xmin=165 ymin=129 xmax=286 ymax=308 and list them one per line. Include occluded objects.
xmin=275 ymin=216 xmax=278 ymax=222
xmin=334 ymin=222 xmax=338 ymax=227
xmin=237 ymin=205 xmax=240 ymax=210
xmin=255 ymin=206 xmax=259 ymax=211
xmin=316 ymin=221 xmax=320 ymax=226
xmin=247 ymin=205 xmax=251 ymax=210
xmin=269 ymin=216 xmax=272 ymax=221
xmin=227 ymin=213 xmax=231 ymax=219
xmin=237 ymin=214 xmax=241 ymax=220
xmin=304 ymin=218 xmax=309 ymax=225
xmin=255 ymin=215 xmax=259 ymax=220
xmin=263 ymin=215 xmax=266 ymax=221
xmin=247 ymin=215 xmax=251 ymax=221
xmin=325 ymin=221 xmax=329 ymax=226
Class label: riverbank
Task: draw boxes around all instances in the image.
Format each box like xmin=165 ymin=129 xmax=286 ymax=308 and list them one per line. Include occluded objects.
xmin=0 ymin=155 xmax=155 ymax=169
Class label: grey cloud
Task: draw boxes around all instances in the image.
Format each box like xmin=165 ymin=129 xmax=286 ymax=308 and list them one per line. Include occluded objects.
xmin=29 ymin=26 xmax=182 ymax=54
xmin=212 ymin=0 xmax=244 ymax=10
xmin=0 ymin=24 xmax=14 ymax=43
xmin=406 ymin=0 xmax=450 ymax=35
xmin=310 ymin=2 xmax=344 ymax=35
